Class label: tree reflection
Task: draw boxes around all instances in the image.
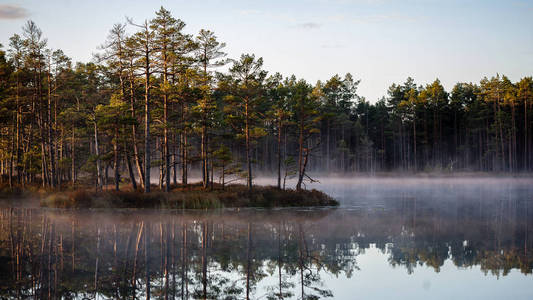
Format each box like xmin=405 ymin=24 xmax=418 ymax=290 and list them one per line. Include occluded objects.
xmin=0 ymin=198 xmax=532 ymax=299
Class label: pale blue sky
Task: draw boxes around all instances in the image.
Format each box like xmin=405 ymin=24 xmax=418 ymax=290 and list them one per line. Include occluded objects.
xmin=1 ymin=0 xmax=532 ymax=101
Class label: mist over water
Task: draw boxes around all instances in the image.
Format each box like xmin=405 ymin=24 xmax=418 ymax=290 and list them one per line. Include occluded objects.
xmin=256 ymin=176 xmax=533 ymax=207
xmin=1 ymin=176 xmax=533 ymax=299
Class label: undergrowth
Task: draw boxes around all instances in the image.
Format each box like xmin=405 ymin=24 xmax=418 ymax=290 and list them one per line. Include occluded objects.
xmin=38 ymin=184 xmax=338 ymax=209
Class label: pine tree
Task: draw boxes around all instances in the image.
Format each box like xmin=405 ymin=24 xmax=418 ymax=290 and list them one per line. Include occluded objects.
xmin=225 ymin=54 xmax=267 ymax=191
xmin=128 ymin=18 xmax=156 ymax=193
xmin=194 ymin=29 xmax=227 ymax=189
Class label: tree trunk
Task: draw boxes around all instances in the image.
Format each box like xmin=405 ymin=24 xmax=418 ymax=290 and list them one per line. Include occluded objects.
xmin=15 ymin=74 xmax=22 ymax=185
xmin=181 ymin=101 xmax=188 ymax=186
xmin=296 ymin=102 xmax=305 ymax=191
xmin=296 ymin=148 xmax=309 ymax=191
xmin=94 ymin=121 xmax=102 ymax=191
xmin=172 ymin=137 xmax=177 ymax=185
xmin=47 ymin=68 xmax=56 ymax=188
xmin=144 ymin=45 xmax=151 ymax=193
xmin=277 ymin=117 xmax=282 ymax=189
xmin=9 ymin=123 xmax=14 ymax=189
xmin=71 ymin=123 xmax=75 ymax=186
xmin=181 ymin=128 xmax=187 ymax=186
xmin=114 ymin=125 xmax=120 ymax=191
xmin=129 ymin=69 xmax=145 ymax=189
xmin=125 ymin=140 xmax=138 ymax=190
xmin=163 ymin=55 xmax=170 ymax=193
xmin=201 ymin=126 xmax=209 ymax=189
xmin=245 ymin=99 xmax=252 ymax=191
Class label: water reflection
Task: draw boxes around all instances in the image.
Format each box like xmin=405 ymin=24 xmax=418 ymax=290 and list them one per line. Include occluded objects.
xmin=1 ymin=181 xmax=533 ymax=299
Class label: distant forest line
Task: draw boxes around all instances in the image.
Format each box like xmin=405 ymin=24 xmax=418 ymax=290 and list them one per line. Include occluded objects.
xmin=0 ymin=7 xmax=532 ymax=193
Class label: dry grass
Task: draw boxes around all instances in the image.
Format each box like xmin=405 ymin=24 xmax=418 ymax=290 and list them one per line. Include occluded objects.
xmin=38 ymin=183 xmax=338 ymax=209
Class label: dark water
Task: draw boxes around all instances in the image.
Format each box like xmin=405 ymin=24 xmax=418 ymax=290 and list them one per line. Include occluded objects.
xmin=1 ymin=177 xmax=533 ymax=299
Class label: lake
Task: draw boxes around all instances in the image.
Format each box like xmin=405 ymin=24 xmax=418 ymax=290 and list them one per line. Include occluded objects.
xmin=1 ymin=177 xmax=532 ymax=299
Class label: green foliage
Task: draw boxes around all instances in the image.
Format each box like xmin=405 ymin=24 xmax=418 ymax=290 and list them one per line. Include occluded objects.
xmin=0 ymin=7 xmax=531 ymax=195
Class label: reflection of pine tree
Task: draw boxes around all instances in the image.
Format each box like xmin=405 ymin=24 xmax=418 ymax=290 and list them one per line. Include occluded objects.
xmin=1 ymin=203 xmax=533 ymax=298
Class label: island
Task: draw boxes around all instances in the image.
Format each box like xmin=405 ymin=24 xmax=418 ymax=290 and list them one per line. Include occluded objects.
xmin=1 ymin=182 xmax=338 ymax=209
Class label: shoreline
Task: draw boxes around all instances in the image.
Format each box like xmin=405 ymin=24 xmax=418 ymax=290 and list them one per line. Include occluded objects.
xmin=276 ymin=171 xmax=533 ymax=178
xmin=1 ymin=183 xmax=339 ymax=209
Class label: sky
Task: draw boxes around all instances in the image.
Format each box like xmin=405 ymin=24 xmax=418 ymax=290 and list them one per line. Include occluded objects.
xmin=0 ymin=0 xmax=532 ymax=102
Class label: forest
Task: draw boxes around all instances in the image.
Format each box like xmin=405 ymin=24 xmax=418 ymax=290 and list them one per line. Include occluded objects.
xmin=0 ymin=7 xmax=532 ymax=193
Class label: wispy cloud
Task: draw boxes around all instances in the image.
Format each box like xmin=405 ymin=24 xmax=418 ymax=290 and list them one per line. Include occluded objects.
xmin=0 ymin=4 xmax=29 ymax=20
xmin=294 ymin=22 xmax=322 ymax=29
xmin=307 ymin=12 xmax=421 ymax=26
xmin=352 ymin=13 xmax=420 ymax=24
xmin=235 ymin=9 xmax=322 ymax=30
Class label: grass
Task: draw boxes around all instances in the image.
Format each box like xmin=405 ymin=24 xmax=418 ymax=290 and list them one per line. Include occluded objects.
xmin=36 ymin=182 xmax=338 ymax=209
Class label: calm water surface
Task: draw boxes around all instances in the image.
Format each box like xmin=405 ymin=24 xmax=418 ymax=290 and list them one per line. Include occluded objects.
xmin=1 ymin=177 xmax=532 ymax=299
